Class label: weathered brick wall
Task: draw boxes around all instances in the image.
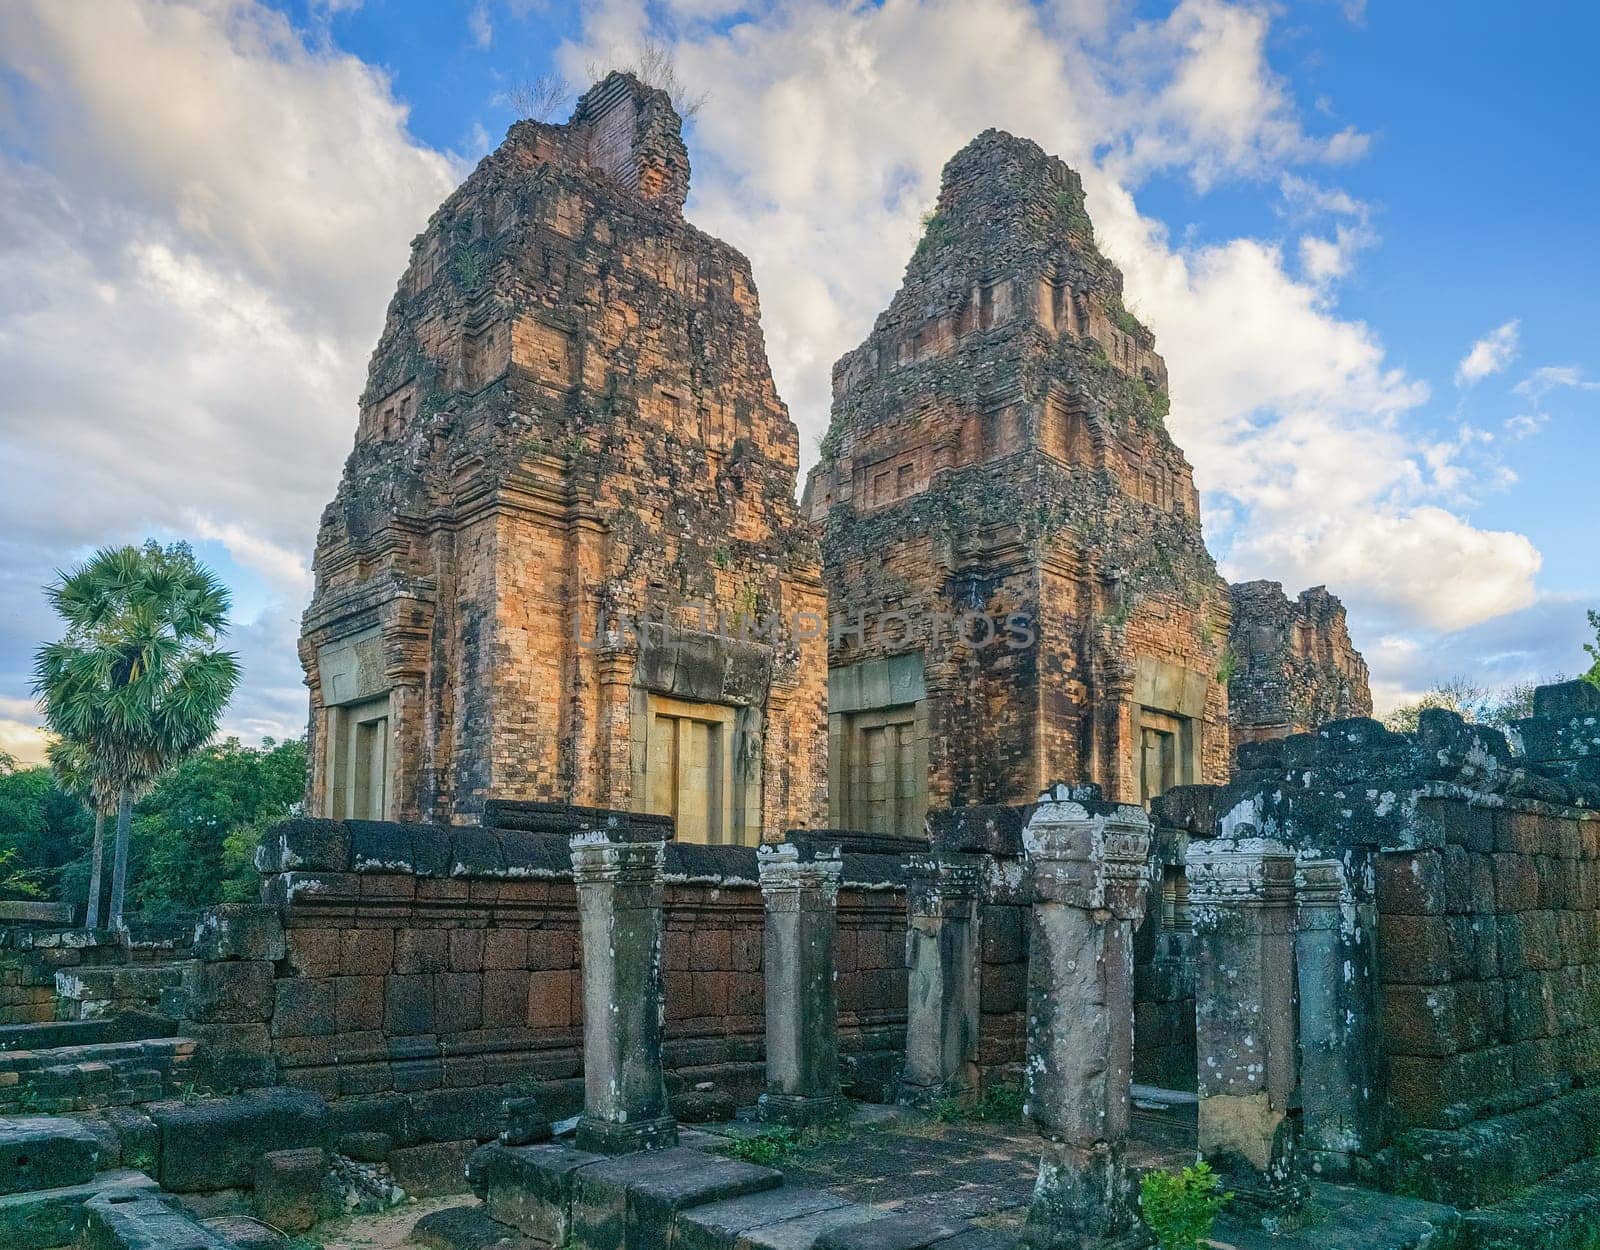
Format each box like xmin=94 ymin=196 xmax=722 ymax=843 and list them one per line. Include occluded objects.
xmin=300 ymin=71 xmax=827 ymax=833
xmin=805 ymin=129 xmax=1231 ymax=814
xmin=1375 ymin=792 xmax=1600 ymax=1130
xmin=1227 ymin=580 xmax=1371 ymax=748
xmin=207 ymin=819 xmax=907 ymax=1138
xmin=0 ymin=928 xmax=126 ymax=1024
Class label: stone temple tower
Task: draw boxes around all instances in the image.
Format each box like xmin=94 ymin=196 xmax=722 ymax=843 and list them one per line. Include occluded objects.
xmin=300 ymin=73 xmax=828 ymax=838
xmin=802 ymin=130 xmax=1231 ymax=829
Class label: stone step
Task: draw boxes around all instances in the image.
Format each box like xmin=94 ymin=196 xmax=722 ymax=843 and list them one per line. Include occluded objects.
xmin=79 ymin=1189 xmax=239 ymax=1249
xmin=55 ymin=962 xmax=193 ymax=1020
xmin=1459 ymin=1154 xmax=1600 ymax=1250
xmin=0 ymin=1037 xmax=199 ymax=1116
xmin=0 ymin=1114 xmax=102 ymax=1194
xmin=0 ymin=1168 xmax=159 ymax=1250
xmin=1368 ymin=1085 xmax=1600 ymax=1208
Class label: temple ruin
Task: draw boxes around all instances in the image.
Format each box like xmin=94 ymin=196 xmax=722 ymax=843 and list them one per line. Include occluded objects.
xmin=1227 ymin=579 xmax=1372 ymax=745
xmin=803 ymin=131 xmax=1232 ymax=835
xmin=11 ymin=72 xmax=1599 ymax=1250
xmin=299 ymin=73 xmax=827 ymax=841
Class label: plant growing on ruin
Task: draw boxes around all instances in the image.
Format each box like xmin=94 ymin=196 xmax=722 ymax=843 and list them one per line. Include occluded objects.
xmin=1585 ymin=609 xmax=1600 ymax=689
xmin=1139 ymin=1162 xmax=1231 ymax=1250
xmin=32 ymin=541 xmax=240 ymax=931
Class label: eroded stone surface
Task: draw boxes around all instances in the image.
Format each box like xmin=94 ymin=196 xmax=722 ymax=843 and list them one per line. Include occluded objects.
xmin=1227 ymin=581 xmax=1372 ymax=749
xmin=300 ymin=71 xmax=826 ymax=837
xmin=805 ymin=130 xmax=1231 ymax=823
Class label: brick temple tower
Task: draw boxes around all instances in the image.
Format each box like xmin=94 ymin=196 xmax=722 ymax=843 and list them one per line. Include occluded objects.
xmin=299 ymin=73 xmax=827 ymax=838
xmin=802 ymin=130 xmax=1232 ymax=830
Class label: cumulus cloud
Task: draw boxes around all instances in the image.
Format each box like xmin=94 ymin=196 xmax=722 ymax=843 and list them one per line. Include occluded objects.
xmin=1456 ymin=319 xmax=1521 ymax=386
xmin=553 ymin=0 xmax=1552 ymax=669
xmin=0 ymin=0 xmax=1571 ymax=744
xmin=0 ymin=0 xmax=461 ymax=743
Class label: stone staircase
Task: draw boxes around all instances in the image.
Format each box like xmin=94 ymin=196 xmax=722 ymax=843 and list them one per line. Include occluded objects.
xmin=0 ymin=1112 xmax=290 ymax=1249
xmin=0 ymin=1015 xmax=198 ymax=1116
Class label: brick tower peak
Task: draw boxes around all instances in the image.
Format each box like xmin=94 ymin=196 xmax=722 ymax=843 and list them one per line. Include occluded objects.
xmin=497 ymin=69 xmax=691 ymax=214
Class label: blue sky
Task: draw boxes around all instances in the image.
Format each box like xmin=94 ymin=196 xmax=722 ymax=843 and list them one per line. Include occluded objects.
xmin=0 ymin=0 xmax=1595 ymax=761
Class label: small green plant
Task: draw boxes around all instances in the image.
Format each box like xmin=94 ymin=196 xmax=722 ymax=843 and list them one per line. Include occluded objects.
xmin=928 ymin=1082 xmax=1025 ymax=1125
xmin=1216 ymin=645 xmax=1238 ymax=686
xmin=1139 ymin=1162 xmax=1232 ymax=1250
xmin=716 ymin=1127 xmax=800 ymax=1165
xmin=124 ymin=1147 xmax=156 ymax=1176
xmin=17 ymin=1087 xmax=42 ymax=1113
xmin=179 ymin=1081 xmax=213 ymax=1106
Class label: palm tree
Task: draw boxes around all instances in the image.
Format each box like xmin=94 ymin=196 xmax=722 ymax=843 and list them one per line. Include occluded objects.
xmin=46 ymin=737 xmax=113 ymax=927
xmin=33 ymin=541 xmax=241 ymax=930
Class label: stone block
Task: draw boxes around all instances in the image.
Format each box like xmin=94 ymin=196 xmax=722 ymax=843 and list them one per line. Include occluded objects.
xmin=1375 ymin=851 xmax=1445 ymax=916
xmin=572 ymin=1147 xmax=782 ymax=1250
xmin=253 ymin=1147 xmax=330 ymax=1234
xmin=341 ymin=929 xmax=396 ymax=975
xmin=184 ymin=953 xmax=272 ymax=1024
xmin=389 ymin=1138 xmax=477 ymax=1197
xmin=336 ymin=974 xmax=386 ymax=1032
xmin=1380 ymin=985 xmax=1462 ymax=1058
xmin=149 ymin=1087 xmax=330 ymax=1192
xmin=338 ymin=1130 xmax=392 ymax=1162
xmin=191 ymin=904 xmax=286 ymax=963
xmin=468 ymin=1142 xmax=603 ymax=1244
xmin=396 ymin=929 xmax=451 ymax=974
xmin=672 ymin=1185 xmax=852 ymax=1250
xmin=815 ymin=1216 xmax=966 ymax=1249
xmin=259 ymin=818 xmax=352 ymax=874
xmin=481 ymin=929 xmax=527 ymax=970
xmin=411 ymin=1203 xmax=544 ymax=1250
xmin=1378 ymin=915 xmax=1452 ymax=985
xmin=273 ymin=977 xmax=337 ymax=1038
xmin=0 ymin=1170 xmax=158 ymax=1250
xmin=0 ymin=1115 xmax=101 ymax=1194
xmin=435 ymin=971 xmax=484 ymax=1032
xmin=980 ymin=906 xmax=1023 ymax=964
xmin=385 ymin=974 xmax=437 ymax=1035
xmin=1492 ymin=854 xmax=1539 ymax=912
xmin=286 ymin=928 xmax=342 ymax=977
xmin=79 ymin=1191 xmax=235 ymax=1250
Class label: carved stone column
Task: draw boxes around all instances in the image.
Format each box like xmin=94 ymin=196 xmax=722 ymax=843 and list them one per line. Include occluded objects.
xmin=1294 ymin=855 xmax=1381 ymax=1179
xmin=897 ymin=851 xmax=983 ymax=1108
xmin=1021 ymin=785 xmax=1153 ymax=1250
xmin=595 ymin=645 xmax=636 ymax=812
xmin=570 ymin=827 xmax=676 ymax=1154
xmin=758 ymin=843 xmax=845 ymax=1126
xmin=1190 ymin=834 xmax=1304 ymax=1216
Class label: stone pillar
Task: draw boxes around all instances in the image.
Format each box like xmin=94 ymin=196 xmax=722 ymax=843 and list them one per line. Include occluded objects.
xmin=1190 ymin=834 xmax=1304 ymax=1216
xmin=758 ymin=843 xmax=844 ymax=1126
xmin=570 ymin=828 xmax=677 ymax=1154
xmin=1021 ymin=785 xmax=1153 ymax=1250
xmin=897 ymin=851 xmax=983 ymax=1108
xmin=595 ymin=645 xmax=636 ymax=811
xmin=1294 ymin=855 xmax=1381 ymax=1179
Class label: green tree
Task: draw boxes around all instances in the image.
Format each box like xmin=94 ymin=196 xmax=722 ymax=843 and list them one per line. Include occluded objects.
xmin=46 ymin=737 xmax=113 ymax=925
xmin=32 ymin=541 xmax=241 ymax=930
xmin=128 ymin=737 xmax=305 ymax=913
xmin=0 ymin=752 xmax=90 ymax=901
xmin=1385 ymin=676 xmax=1542 ymax=735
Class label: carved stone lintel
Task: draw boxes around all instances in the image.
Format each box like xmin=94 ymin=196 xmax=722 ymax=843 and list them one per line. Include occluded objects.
xmin=1024 ymin=794 xmax=1153 ymax=924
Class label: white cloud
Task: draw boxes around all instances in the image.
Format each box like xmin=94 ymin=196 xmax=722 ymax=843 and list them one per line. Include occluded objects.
xmin=0 ymin=696 xmax=49 ymax=767
xmin=1504 ymin=413 xmax=1548 ymax=441
xmin=1515 ymin=364 xmax=1600 ymax=399
xmin=0 ymin=0 xmax=460 ymax=742
xmin=1456 ymin=319 xmax=1521 ymax=386
xmin=562 ymin=0 xmax=1547 ymax=653
xmin=469 ymin=2 xmax=493 ymax=49
xmin=0 ymin=0 xmax=1573 ymax=746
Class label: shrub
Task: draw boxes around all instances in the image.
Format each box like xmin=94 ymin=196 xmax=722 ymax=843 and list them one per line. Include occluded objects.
xmin=1139 ymin=1162 xmax=1231 ymax=1250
